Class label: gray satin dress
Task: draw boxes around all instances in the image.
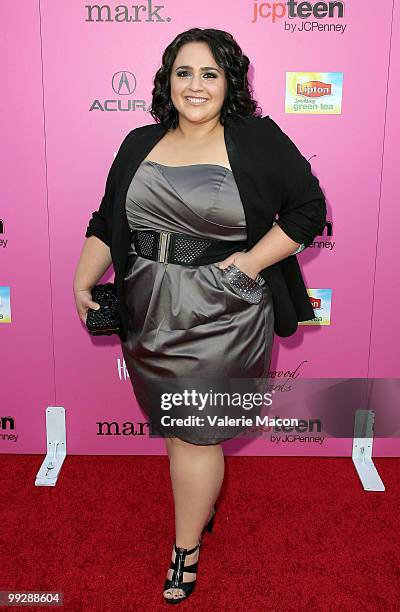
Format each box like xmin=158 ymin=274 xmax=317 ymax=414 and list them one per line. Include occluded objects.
xmin=120 ymin=160 xmax=275 ymax=445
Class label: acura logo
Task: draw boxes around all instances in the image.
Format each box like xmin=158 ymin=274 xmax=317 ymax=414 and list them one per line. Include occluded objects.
xmin=112 ymin=71 xmax=136 ymax=95
xmin=89 ymin=70 xmax=148 ymax=112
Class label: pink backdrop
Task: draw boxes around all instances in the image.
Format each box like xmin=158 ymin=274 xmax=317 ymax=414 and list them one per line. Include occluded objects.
xmin=1 ymin=1 xmax=399 ymax=456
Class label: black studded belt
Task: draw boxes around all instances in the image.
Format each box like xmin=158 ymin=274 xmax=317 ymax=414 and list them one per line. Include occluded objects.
xmin=131 ymin=229 xmax=249 ymax=267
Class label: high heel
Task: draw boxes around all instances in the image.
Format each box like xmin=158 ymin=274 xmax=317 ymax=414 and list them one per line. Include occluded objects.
xmin=201 ymin=504 xmax=217 ymax=537
xmin=163 ymin=540 xmax=201 ymax=604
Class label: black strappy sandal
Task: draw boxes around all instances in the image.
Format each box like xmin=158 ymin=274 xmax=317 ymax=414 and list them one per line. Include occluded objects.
xmin=163 ymin=505 xmax=218 ymax=604
xmin=163 ymin=540 xmax=201 ymax=604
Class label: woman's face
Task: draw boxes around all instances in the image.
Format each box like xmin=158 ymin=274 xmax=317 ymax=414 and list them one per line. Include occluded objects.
xmin=169 ymin=41 xmax=228 ymax=124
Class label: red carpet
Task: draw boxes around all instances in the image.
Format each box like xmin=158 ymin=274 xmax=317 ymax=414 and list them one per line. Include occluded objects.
xmin=0 ymin=454 xmax=399 ymax=611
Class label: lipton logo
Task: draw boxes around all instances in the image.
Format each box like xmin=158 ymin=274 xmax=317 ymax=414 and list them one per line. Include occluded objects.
xmin=297 ymin=81 xmax=332 ymax=98
xmin=310 ymin=297 xmax=322 ymax=310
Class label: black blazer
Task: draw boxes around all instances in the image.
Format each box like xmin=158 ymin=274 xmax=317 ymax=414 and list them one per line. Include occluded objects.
xmin=85 ymin=114 xmax=327 ymax=340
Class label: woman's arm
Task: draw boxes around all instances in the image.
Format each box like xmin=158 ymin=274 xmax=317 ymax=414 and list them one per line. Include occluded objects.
xmin=220 ymin=222 xmax=305 ymax=280
xmin=84 ymin=127 xmax=139 ymax=246
xmin=266 ymin=115 xmax=327 ymax=248
xmin=220 ymin=117 xmax=326 ymax=279
xmin=73 ymin=235 xmax=112 ymax=293
xmin=73 ymin=236 xmax=113 ymax=324
xmin=73 ymin=128 xmax=138 ymax=323
xmin=249 ymin=117 xmax=326 ymax=270
xmin=73 ymin=140 xmax=120 ymax=319
xmin=245 ymin=223 xmax=305 ymax=274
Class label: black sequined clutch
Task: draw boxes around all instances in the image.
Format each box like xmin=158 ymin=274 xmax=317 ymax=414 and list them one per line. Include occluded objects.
xmin=86 ymin=283 xmax=121 ymax=336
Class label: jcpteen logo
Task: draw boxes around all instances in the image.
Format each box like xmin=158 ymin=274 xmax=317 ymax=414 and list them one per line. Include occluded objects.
xmin=252 ymin=0 xmax=346 ymax=32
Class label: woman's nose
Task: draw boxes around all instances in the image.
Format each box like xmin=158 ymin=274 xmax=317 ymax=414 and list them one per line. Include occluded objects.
xmin=188 ymin=74 xmax=204 ymax=90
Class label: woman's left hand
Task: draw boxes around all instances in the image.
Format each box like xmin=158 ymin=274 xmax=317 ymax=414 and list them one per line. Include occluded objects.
xmin=216 ymin=251 xmax=261 ymax=280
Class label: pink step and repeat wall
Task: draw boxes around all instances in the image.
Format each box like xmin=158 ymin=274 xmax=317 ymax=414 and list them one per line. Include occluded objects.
xmin=1 ymin=1 xmax=399 ymax=456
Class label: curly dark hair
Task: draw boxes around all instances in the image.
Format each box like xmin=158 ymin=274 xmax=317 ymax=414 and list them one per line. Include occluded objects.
xmin=150 ymin=28 xmax=263 ymax=128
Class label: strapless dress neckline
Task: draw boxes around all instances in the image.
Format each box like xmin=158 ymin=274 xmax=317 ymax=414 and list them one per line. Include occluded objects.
xmin=143 ymin=160 xmax=232 ymax=173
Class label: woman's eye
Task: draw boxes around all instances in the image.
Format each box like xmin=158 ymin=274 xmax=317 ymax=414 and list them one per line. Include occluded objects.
xmin=176 ymin=71 xmax=217 ymax=78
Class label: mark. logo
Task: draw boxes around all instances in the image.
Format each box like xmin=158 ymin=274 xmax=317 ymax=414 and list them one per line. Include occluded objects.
xmin=85 ymin=3 xmax=169 ymax=23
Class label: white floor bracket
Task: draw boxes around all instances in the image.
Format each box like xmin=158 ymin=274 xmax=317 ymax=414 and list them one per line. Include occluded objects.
xmin=35 ymin=406 xmax=66 ymax=487
xmin=352 ymin=409 xmax=385 ymax=491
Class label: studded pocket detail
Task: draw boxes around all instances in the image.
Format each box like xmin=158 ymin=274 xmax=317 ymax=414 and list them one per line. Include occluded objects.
xmin=219 ymin=264 xmax=264 ymax=304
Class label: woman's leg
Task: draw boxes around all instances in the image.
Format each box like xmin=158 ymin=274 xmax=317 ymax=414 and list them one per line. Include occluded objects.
xmin=163 ymin=436 xmax=224 ymax=600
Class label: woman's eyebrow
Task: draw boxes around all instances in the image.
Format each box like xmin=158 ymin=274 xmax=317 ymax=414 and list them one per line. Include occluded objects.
xmin=175 ymin=65 xmax=221 ymax=72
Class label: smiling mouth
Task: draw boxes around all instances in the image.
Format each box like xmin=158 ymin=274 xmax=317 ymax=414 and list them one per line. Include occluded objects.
xmin=185 ymin=96 xmax=208 ymax=105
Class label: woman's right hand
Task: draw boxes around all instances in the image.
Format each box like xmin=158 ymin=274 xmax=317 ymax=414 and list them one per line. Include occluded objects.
xmin=74 ymin=288 xmax=101 ymax=325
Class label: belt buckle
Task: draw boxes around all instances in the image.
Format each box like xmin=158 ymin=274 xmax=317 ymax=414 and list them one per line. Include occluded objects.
xmin=157 ymin=231 xmax=171 ymax=263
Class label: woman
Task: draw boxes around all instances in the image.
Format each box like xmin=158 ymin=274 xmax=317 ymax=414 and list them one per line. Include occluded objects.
xmin=74 ymin=28 xmax=326 ymax=604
